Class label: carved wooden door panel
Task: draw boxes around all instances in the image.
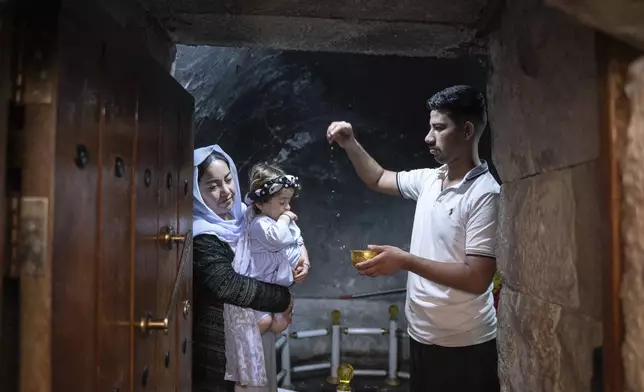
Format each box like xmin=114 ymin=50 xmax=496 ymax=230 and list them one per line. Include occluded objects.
xmin=4 ymin=2 xmax=194 ymax=392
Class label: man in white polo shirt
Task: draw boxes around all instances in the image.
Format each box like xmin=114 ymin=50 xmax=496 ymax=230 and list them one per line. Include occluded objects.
xmin=326 ymin=85 xmax=500 ymax=392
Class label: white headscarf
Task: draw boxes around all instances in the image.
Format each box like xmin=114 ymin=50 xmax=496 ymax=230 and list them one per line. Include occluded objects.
xmin=193 ymin=145 xmax=247 ymax=245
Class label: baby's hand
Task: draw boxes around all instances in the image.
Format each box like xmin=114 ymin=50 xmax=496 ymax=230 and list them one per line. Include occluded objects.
xmin=281 ymin=211 xmax=298 ymax=222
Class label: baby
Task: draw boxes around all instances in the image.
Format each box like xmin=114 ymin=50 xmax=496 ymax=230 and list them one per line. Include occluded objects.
xmin=244 ymin=162 xmax=306 ymax=334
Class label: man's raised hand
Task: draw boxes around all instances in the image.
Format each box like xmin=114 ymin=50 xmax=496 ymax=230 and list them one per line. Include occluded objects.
xmin=326 ymin=121 xmax=355 ymax=148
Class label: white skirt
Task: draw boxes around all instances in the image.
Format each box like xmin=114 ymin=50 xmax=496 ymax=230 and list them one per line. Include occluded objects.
xmin=234 ymin=332 xmax=278 ymax=392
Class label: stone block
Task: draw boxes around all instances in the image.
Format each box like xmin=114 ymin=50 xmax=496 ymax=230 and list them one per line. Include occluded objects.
xmin=546 ymin=0 xmax=644 ymax=53
xmin=488 ymin=0 xmax=599 ymax=183
xmin=165 ymin=14 xmax=485 ymax=58
xmin=497 ymin=161 xmax=606 ymax=319
xmin=142 ymin=0 xmax=488 ymax=25
xmin=498 ymin=288 xmax=602 ymax=392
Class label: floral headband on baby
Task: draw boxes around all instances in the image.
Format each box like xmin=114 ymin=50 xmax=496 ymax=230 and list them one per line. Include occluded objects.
xmin=245 ymin=175 xmax=301 ymax=204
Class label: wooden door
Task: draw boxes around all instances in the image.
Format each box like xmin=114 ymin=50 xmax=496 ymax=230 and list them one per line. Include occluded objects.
xmin=3 ymin=1 xmax=194 ymax=391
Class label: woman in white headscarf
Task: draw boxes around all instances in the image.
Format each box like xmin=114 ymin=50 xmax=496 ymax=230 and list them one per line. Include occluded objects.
xmin=193 ymin=145 xmax=310 ymax=392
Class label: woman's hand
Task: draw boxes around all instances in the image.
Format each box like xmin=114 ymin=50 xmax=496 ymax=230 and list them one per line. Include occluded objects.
xmin=293 ymin=257 xmax=310 ymax=284
xmin=293 ymin=261 xmax=309 ymax=284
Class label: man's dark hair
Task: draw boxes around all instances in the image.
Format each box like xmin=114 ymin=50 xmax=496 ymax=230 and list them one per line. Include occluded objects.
xmin=426 ymin=85 xmax=487 ymax=136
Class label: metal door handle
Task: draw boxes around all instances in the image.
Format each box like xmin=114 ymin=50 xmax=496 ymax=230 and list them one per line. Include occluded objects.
xmin=159 ymin=225 xmax=187 ymax=250
xmin=139 ymin=227 xmax=193 ymax=335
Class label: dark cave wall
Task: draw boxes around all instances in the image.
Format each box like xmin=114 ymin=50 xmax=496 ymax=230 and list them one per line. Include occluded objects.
xmin=173 ymin=45 xmax=491 ymax=299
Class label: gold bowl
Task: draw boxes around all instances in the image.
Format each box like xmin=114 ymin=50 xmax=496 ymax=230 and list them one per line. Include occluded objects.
xmin=350 ymin=250 xmax=379 ymax=267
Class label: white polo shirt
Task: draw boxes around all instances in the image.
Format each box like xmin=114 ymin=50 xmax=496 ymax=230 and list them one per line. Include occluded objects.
xmin=396 ymin=161 xmax=500 ymax=347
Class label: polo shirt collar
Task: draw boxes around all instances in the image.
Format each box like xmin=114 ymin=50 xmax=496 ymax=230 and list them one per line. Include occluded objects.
xmin=437 ymin=160 xmax=489 ymax=189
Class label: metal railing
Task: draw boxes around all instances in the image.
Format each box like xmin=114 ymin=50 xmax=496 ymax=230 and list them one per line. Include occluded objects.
xmin=274 ymin=304 xmax=409 ymax=390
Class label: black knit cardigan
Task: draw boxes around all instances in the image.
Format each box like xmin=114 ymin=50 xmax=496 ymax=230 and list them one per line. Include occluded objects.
xmin=192 ymin=233 xmax=292 ymax=392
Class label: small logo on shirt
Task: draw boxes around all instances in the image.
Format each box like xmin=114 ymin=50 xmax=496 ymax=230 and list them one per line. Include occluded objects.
xmin=448 ymin=208 xmax=454 ymax=216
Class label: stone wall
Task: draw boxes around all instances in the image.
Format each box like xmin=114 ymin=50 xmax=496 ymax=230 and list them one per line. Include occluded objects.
xmin=622 ymin=57 xmax=644 ymax=392
xmin=137 ymin=0 xmax=493 ymax=58
xmin=488 ymin=0 xmax=606 ymax=391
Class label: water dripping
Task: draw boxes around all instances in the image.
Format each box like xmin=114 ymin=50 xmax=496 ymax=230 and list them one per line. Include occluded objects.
xmin=329 ymin=145 xmax=339 ymax=219
xmin=329 ymin=145 xmax=344 ymax=252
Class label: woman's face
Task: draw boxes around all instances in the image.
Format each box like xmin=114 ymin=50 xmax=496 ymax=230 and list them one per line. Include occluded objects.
xmin=198 ymin=159 xmax=236 ymax=218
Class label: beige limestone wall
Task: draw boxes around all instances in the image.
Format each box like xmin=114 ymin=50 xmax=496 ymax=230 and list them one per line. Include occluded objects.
xmin=622 ymin=57 xmax=644 ymax=392
xmin=489 ymin=0 xmax=606 ymax=391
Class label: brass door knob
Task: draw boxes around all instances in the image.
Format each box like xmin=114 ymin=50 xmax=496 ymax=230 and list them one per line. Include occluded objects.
xmin=140 ymin=314 xmax=169 ymax=334
xmin=159 ymin=226 xmax=186 ymax=250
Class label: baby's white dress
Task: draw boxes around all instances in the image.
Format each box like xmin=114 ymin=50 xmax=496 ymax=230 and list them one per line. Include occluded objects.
xmin=247 ymin=215 xmax=304 ymax=322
